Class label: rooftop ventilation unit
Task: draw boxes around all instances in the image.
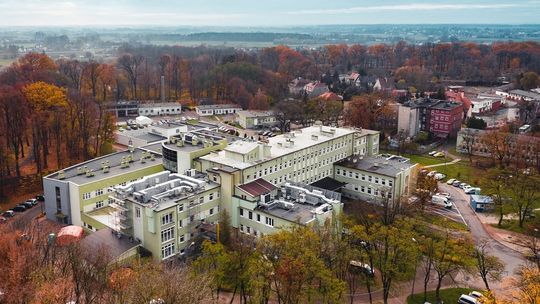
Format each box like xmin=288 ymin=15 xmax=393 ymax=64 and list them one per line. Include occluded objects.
xmin=103 ymin=166 xmax=110 ymax=173
xmin=85 ymin=169 xmax=95 ymax=178
xmin=76 ymin=167 xmax=84 ymax=175
xmin=58 ymin=170 xmax=66 ymax=180
xmin=311 ymin=134 xmax=318 ymax=141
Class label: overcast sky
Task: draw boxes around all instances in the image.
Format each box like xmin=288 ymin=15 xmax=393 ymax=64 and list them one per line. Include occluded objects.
xmin=1 ymin=0 xmax=539 ymax=26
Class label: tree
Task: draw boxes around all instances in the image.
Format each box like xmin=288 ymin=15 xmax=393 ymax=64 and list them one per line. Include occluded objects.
xmin=520 ymin=72 xmax=540 ymax=90
xmin=415 ymin=171 xmax=438 ymax=212
xmin=474 ymin=241 xmax=505 ymax=291
xmin=117 ymin=53 xmax=144 ymax=99
xmin=466 ymin=117 xmax=487 ymax=130
xmin=510 ymin=265 xmax=540 ymax=304
xmin=508 ymin=171 xmax=540 ymax=228
xmin=482 ymin=170 xmax=512 ymax=226
xmin=459 ymin=128 xmax=478 ymax=162
xmin=432 ymin=231 xmax=475 ymax=303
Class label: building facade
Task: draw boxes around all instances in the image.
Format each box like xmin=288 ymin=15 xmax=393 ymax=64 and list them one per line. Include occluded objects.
xmin=334 ymin=154 xmax=417 ymax=203
xmin=397 ymin=98 xmax=463 ymax=138
xmin=138 ymin=103 xmax=182 ymax=116
xmin=195 ymin=104 xmax=243 ymax=116
xmin=236 ymin=110 xmax=277 ymax=129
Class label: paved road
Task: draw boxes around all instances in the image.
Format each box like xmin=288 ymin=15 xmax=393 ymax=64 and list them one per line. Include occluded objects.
xmin=439 ymin=183 xmax=525 ymax=277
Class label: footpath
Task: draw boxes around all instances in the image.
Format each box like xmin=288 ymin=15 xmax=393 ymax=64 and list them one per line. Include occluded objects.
xmin=477 ymin=213 xmax=533 ymax=255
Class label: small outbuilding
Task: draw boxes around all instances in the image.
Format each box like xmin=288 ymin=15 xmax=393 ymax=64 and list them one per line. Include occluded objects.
xmin=470 ymin=195 xmax=494 ymax=212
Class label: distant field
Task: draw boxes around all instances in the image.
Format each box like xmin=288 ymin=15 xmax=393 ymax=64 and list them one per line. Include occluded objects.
xmin=0 ymin=57 xmax=15 ymax=67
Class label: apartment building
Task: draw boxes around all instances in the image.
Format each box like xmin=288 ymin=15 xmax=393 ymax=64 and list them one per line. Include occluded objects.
xmin=334 ymin=154 xmax=417 ymax=203
xmin=231 ymin=180 xmax=343 ymax=236
xmin=138 ymin=103 xmax=182 ymax=116
xmin=398 ymin=98 xmax=464 ymax=138
xmin=42 ymin=146 xmax=164 ymax=228
xmin=108 ymin=171 xmax=220 ymax=260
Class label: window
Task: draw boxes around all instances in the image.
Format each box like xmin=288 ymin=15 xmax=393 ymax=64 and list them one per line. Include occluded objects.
xmin=55 ymin=186 xmax=61 ymax=211
xmin=240 ymin=224 xmax=244 ymax=232
xmin=82 ymin=192 xmax=91 ymax=200
xmin=95 ymin=188 xmax=104 ymax=196
xmin=199 ymin=197 xmax=204 ymax=204
xmin=247 ymin=226 xmax=251 ymax=234
xmin=180 ymin=235 xmax=185 ymax=243
xmin=257 ymin=214 xmax=261 ymax=222
xmin=178 ymin=204 xmax=184 ymax=212
xmin=248 ymin=211 xmax=253 ymax=220
xmin=209 ymin=207 xmax=214 ymax=215
xmin=209 ymin=193 xmax=214 ymax=200
xmin=161 ymin=227 xmax=175 ymax=243
xmin=95 ymin=201 xmax=103 ymax=209
xmin=161 ymin=243 xmax=175 ymax=259
xmin=239 ymin=208 xmax=244 ymax=217
xmin=161 ymin=213 xmax=173 ymax=226
xmin=265 ymin=216 xmax=274 ymax=227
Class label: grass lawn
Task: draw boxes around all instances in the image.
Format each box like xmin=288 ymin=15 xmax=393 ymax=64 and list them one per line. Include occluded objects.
xmin=420 ymin=214 xmax=469 ymax=231
xmin=407 ymin=287 xmax=475 ymax=304
xmin=433 ymin=161 xmax=487 ymax=186
xmin=380 ymin=150 xmax=447 ymax=166
xmin=490 ymin=214 xmax=540 ymax=236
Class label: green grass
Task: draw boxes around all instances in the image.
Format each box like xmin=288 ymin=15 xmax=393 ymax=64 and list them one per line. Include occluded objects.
xmin=407 ymin=287 xmax=475 ymax=304
xmin=490 ymin=213 xmax=540 ymax=236
xmin=433 ymin=161 xmax=487 ymax=186
xmin=420 ymin=214 xmax=469 ymax=231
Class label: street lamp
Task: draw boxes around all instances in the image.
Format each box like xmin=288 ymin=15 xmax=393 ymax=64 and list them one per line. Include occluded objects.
xmin=410 ymin=237 xmax=419 ymax=299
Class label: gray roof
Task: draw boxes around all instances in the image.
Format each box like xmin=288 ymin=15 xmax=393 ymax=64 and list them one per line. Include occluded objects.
xmin=336 ymin=154 xmax=417 ymax=177
xmin=81 ymin=227 xmax=139 ymax=260
xmin=46 ymin=148 xmax=163 ymax=185
xmin=509 ymin=90 xmax=540 ymax=100
xmin=134 ymin=133 xmax=167 ymax=143
xmin=196 ymin=104 xmax=242 ymax=110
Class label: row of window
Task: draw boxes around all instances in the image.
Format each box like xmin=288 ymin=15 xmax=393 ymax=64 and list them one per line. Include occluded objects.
xmin=336 ymin=168 xmax=394 ymax=186
xmin=140 ymin=107 xmax=180 ymax=114
xmin=239 ymin=224 xmax=262 ymax=237
xmin=82 ymin=178 xmax=141 ymax=200
xmin=239 ymin=208 xmax=274 ymax=227
xmin=160 ymin=206 xmax=219 ymax=228
xmin=348 ymin=184 xmax=393 ymax=198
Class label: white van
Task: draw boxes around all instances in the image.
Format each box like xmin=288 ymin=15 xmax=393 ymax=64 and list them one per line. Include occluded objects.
xmin=458 ymin=294 xmax=478 ymax=304
xmin=432 ymin=195 xmax=453 ymax=209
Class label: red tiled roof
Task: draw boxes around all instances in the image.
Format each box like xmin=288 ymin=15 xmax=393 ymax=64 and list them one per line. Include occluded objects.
xmin=319 ymin=92 xmax=343 ymax=101
xmin=238 ymin=179 xmax=276 ymax=197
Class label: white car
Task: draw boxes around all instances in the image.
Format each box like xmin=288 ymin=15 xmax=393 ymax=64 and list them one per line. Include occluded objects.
xmin=469 ymin=291 xmax=483 ymax=299
xmin=434 ymin=173 xmax=446 ymax=180
xmin=427 ymin=171 xmax=437 ymax=177
xmin=465 ymin=187 xmax=481 ymax=194
xmin=435 ymin=192 xmax=451 ymax=199
xmin=446 ymin=178 xmax=456 ymax=185
xmin=428 ymin=151 xmax=437 ymax=156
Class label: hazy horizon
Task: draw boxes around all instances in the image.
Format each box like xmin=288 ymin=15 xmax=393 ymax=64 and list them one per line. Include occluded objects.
xmin=1 ymin=0 xmax=540 ymax=27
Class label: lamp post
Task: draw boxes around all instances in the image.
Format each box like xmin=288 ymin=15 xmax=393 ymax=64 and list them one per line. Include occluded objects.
xmin=410 ymin=237 xmax=419 ymax=299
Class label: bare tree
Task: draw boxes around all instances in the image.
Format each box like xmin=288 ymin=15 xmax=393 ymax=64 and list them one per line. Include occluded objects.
xmin=474 ymin=241 xmax=505 ymax=291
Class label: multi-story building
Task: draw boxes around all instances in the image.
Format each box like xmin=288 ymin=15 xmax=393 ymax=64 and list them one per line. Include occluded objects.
xmin=108 ymin=171 xmax=220 ymax=260
xmin=304 ymin=81 xmax=329 ymax=98
xmin=197 ymin=124 xmax=379 ymax=216
xmin=398 ymin=98 xmax=463 ymax=138
xmin=334 ymin=154 xmax=417 ymax=203
xmin=236 ymin=110 xmax=277 ymax=129
xmin=231 ymin=180 xmax=343 ymax=236
xmin=195 ymin=104 xmax=243 ymax=116
xmin=161 ymin=130 xmax=235 ymax=174
xmin=42 ymin=146 xmax=164 ymax=228
xmin=456 ymin=128 xmax=540 ymax=168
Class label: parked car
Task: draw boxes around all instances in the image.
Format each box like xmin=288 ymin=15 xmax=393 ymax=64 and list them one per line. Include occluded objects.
xmin=459 ymin=183 xmax=470 ymax=189
xmin=428 ymin=151 xmax=438 ymax=156
xmin=434 ymin=173 xmax=446 ymax=180
xmin=465 ymin=187 xmax=481 ymax=194
xmin=452 ymin=180 xmax=462 ymax=187
xmin=427 ymin=171 xmax=437 ymax=177
xmin=469 ymin=291 xmax=483 ymax=300
xmin=2 ymin=210 xmax=14 ymax=218
xmin=458 ymin=294 xmax=478 ymax=304
xmin=26 ymin=198 xmax=38 ymax=206
xmin=349 ymin=260 xmax=375 ymax=277
xmin=13 ymin=205 xmax=27 ymax=212
xmin=22 ymin=201 xmax=34 ymax=209
xmin=446 ymin=178 xmax=456 ymax=185
xmin=435 ymin=192 xmax=451 ymax=199
xmin=433 ymin=152 xmax=445 ymax=157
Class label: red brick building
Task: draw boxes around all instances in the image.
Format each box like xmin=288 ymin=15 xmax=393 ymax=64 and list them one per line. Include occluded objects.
xmin=428 ymin=102 xmax=464 ymax=137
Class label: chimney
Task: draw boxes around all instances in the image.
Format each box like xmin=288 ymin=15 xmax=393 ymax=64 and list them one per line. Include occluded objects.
xmin=160 ymin=75 xmax=165 ymax=103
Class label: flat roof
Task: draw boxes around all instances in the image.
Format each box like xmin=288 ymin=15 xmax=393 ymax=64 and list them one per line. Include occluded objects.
xmin=46 ymin=148 xmax=163 ymax=185
xmin=134 ymin=133 xmax=167 ymax=143
xmin=139 ymin=102 xmax=181 ymax=108
xmin=196 ymin=104 xmax=242 ymax=110
xmin=336 ymin=154 xmax=416 ymax=177
xmin=81 ymin=227 xmax=139 ymax=260
xmin=237 ymin=110 xmax=275 ymax=118
xmin=310 ymin=177 xmax=346 ymax=192
xmin=200 ymin=125 xmax=374 ymax=169
xmin=508 ymin=89 xmax=540 ymax=100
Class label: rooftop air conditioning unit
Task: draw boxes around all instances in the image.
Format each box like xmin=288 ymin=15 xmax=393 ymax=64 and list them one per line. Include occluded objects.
xmin=58 ymin=170 xmax=66 ymax=180
xmin=185 ymin=169 xmax=196 ymax=177
xmin=76 ymin=167 xmax=84 ymax=175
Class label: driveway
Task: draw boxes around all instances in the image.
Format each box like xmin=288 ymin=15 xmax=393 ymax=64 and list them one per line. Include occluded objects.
xmin=438 ymin=183 xmax=525 ymax=290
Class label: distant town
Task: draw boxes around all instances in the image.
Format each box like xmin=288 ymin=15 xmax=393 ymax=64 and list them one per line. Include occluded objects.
xmin=0 ymin=22 xmax=539 ymax=304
